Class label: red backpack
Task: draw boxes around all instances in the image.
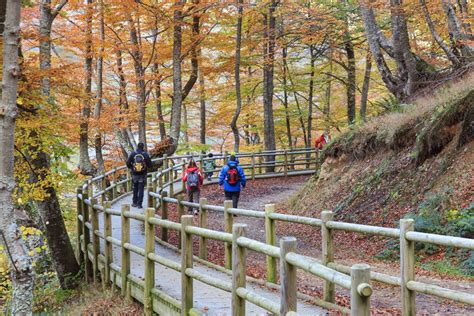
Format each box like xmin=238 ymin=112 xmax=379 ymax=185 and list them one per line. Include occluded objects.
xmin=226 ymin=165 xmax=240 ymax=185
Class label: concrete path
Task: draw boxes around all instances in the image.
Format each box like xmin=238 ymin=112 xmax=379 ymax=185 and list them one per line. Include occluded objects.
xmin=99 ymin=179 xmax=326 ymax=315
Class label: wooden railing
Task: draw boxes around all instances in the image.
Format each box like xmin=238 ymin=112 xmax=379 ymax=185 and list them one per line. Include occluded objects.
xmin=76 ymin=148 xmax=474 ymax=316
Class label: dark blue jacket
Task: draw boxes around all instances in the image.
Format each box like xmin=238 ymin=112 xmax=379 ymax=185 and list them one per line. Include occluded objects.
xmin=126 ymin=149 xmax=152 ymax=176
xmin=219 ymin=160 xmax=246 ymax=192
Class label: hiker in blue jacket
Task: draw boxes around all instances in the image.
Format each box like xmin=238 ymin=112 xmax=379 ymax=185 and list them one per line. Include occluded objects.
xmin=219 ymin=155 xmax=246 ymax=208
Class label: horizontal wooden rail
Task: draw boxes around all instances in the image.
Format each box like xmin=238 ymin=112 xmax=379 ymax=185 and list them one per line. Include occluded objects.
xmin=148 ymin=217 xmax=181 ymax=231
xmin=285 ymin=252 xmax=352 ymax=289
xmin=406 ymin=231 xmax=474 ymax=250
xmin=228 ymin=207 xmax=265 ymax=218
xmin=235 ymin=287 xmax=280 ymax=315
xmin=185 ymin=268 xmax=232 ymax=292
xmin=326 ymin=221 xmax=400 ymax=238
xmin=186 ymin=226 xmax=232 ymax=243
xmin=124 ymin=243 xmax=146 ymax=256
xmin=237 ymin=236 xmax=280 ymax=258
xmin=406 ymin=280 xmax=474 ymax=305
xmin=148 ymin=253 xmax=181 ymax=272
xmin=123 ymin=211 xmax=145 ymax=222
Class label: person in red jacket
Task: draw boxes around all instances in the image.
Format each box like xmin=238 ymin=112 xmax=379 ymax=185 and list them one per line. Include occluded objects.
xmin=182 ymin=159 xmax=204 ymax=215
xmin=315 ymin=131 xmax=330 ymax=150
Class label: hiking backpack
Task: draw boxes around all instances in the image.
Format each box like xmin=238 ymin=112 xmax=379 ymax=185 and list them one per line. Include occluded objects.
xmin=226 ymin=165 xmax=240 ymax=185
xmin=132 ymin=153 xmax=146 ymax=174
xmin=187 ymin=171 xmax=200 ymax=190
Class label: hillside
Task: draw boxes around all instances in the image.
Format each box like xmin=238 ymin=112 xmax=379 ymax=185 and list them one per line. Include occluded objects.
xmin=288 ymin=72 xmax=474 ymax=270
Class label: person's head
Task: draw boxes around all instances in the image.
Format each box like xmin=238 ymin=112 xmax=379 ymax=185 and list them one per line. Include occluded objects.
xmin=188 ymin=159 xmax=197 ymax=168
xmin=137 ymin=142 xmax=145 ymax=151
xmin=229 ymin=155 xmax=236 ymax=162
xmin=208 ymin=153 xmax=213 ymax=158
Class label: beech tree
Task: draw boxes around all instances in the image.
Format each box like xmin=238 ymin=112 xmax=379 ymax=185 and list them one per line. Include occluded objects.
xmin=0 ymin=0 xmax=34 ymax=311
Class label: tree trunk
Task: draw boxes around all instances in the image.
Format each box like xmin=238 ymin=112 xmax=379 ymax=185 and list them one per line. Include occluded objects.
xmin=0 ymin=1 xmax=34 ymax=312
xmin=199 ymin=67 xmax=206 ymax=144
xmin=183 ymin=103 xmax=189 ymax=144
xmin=152 ymin=62 xmax=166 ymax=140
xmin=360 ymin=48 xmax=372 ymax=122
xmin=263 ymin=0 xmax=277 ymax=171
xmin=115 ymin=48 xmax=135 ymax=152
xmin=0 ymin=0 xmax=5 ymax=35
xmin=169 ymin=1 xmax=185 ymax=144
xmin=458 ymin=100 xmax=474 ymax=148
xmin=182 ymin=0 xmax=200 ymax=102
xmin=231 ymin=0 xmax=243 ymax=153
xmin=342 ymin=0 xmax=356 ymax=125
xmin=307 ymin=45 xmax=315 ymax=146
xmin=94 ymin=0 xmax=105 ymax=173
xmin=79 ymin=0 xmax=96 ymax=175
xmin=325 ymin=47 xmax=333 ymax=119
xmin=37 ymin=0 xmax=80 ymax=289
xmin=441 ymin=0 xmax=474 ymax=62
xmin=128 ymin=13 xmax=147 ymax=148
xmin=282 ymin=45 xmax=292 ymax=148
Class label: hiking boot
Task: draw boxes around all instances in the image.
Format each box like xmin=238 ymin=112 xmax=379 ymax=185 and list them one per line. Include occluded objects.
xmin=137 ymin=205 xmax=143 ymax=209
xmin=193 ymin=209 xmax=199 ymax=216
xmin=132 ymin=204 xmax=138 ymax=207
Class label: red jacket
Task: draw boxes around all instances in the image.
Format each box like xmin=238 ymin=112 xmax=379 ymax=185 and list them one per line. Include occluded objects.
xmin=315 ymin=134 xmax=327 ymax=150
xmin=183 ymin=167 xmax=204 ymax=190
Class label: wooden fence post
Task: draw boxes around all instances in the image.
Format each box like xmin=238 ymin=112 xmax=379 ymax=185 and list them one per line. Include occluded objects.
xmin=181 ymin=215 xmax=194 ymax=315
xmin=121 ymin=204 xmax=131 ymax=297
xmin=284 ymin=150 xmax=288 ymax=177
xmin=232 ymin=224 xmax=247 ymax=316
xmin=224 ymin=200 xmax=233 ymax=269
xmin=101 ymin=174 xmax=107 ymax=203
xmin=163 ymin=154 xmax=169 ymax=182
xmin=158 ymin=168 xmax=163 ymax=190
xmin=144 ymin=208 xmax=156 ymax=315
xmin=182 ymin=164 xmax=186 ymax=192
xmin=400 ymin=219 xmax=415 ymax=316
xmin=314 ymin=148 xmax=319 ymax=172
xmin=112 ymin=168 xmax=117 ymax=200
xmin=350 ymin=264 xmax=372 ymax=316
xmin=321 ymin=210 xmax=335 ymax=302
xmin=224 ymin=151 xmax=229 ymax=165
xmin=161 ymin=191 xmax=168 ymax=242
xmin=251 ymin=153 xmax=256 ymax=180
xmin=90 ymin=198 xmax=99 ymax=284
xmin=147 ymin=176 xmax=153 ymax=209
xmin=199 ymin=198 xmax=208 ymax=260
xmin=103 ymin=201 xmax=113 ymax=286
xmin=169 ymin=167 xmax=175 ymax=197
xmin=258 ymin=150 xmax=263 ymax=174
xmin=265 ymin=204 xmax=277 ymax=283
xmin=280 ymin=237 xmax=297 ymax=315
xmin=177 ymin=195 xmax=184 ymax=249
xmin=82 ymin=191 xmax=92 ymax=282
xmin=76 ymin=187 xmax=84 ymax=266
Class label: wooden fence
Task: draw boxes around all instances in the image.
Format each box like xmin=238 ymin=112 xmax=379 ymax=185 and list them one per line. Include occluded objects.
xmin=76 ymin=148 xmax=474 ymax=316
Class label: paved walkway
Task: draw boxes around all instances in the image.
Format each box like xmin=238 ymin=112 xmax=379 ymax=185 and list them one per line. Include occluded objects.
xmin=98 ymin=179 xmax=326 ymax=315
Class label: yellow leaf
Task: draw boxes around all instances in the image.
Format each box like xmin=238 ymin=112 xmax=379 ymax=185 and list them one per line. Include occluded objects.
xmin=35 ymin=247 xmax=41 ymax=253
xmin=20 ymin=226 xmax=26 ymax=231
xmin=17 ymin=97 xmax=23 ymax=105
xmin=28 ymin=251 xmax=34 ymax=256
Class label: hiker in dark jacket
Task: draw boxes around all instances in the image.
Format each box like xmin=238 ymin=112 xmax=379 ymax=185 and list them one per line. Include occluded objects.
xmin=126 ymin=142 xmax=152 ymax=209
xmin=203 ymin=153 xmax=216 ymax=181
xmin=183 ymin=159 xmax=204 ymax=215
xmin=218 ymin=155 xmax=246 ymax=208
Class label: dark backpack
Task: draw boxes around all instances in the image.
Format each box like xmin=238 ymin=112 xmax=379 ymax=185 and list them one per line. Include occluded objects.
xmin=187 ymin=171 xmax=200 ymax=191
xmin=132 ymin=153 xmax=146 ymax=174
xmin=226 ymin=165 xmax=240 ymax=185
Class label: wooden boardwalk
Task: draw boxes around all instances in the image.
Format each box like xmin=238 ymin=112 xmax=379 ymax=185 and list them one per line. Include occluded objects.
xmin=99 ymin=190 xmax=327 ymax=315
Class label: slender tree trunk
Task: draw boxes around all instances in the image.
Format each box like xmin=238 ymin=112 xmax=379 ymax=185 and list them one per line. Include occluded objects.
xmin=128 ymin=13 xmax=147 ymax=148
xmin=199 ymin=67 xmax=206 ymax=144
xmin=94 ymin=0 xmax=105 ymax=172
xmin=169 ymin=0 xmax=185 ymax=143
xmin=37 ymin=0 xmax=80 ymax=289
xmin=152 ymin=62 xmax=166 ymax=140
xmin=360 ymin=48 xmax=372 ymax=122
xmin=282 ymin=45 xmax=292 ymax=148
xmin=183 ymin=104 xmax=189 ymax=144
xmin=307 ymin=45 xmax=315 ymax=146
xmin=441 ymin=0 xmax=474 ymax=61
xmin=116 ymin=48 xmax=135 ymax=153
xmin=79 ymin=0 xmax=96 ymax=175
xmin=342 ymin=0 xmax=356 ymax=125
xmin=231 ymin=0 xmax=243 ymax=152
xmin=325 ymin=47 xmax=333 ymax=120
xmin=0 ymin=0 xmax=5 ymax=35
xmin=263 ymin=0 xmax=277 ymax=171
xmin=0 ymin=1 xmax=34 ymax=312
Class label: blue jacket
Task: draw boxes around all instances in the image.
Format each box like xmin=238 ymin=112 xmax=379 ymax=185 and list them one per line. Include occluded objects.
xmin=219 ymin=161 xmax=246 ymax=192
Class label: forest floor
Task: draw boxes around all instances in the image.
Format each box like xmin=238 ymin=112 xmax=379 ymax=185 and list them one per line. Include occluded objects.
xmin=162 ymin=175 xmax=473 ymax=315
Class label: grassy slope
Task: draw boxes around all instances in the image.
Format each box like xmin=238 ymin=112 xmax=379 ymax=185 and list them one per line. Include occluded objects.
xmin=287 ymin=71 xmax=474 ymax=261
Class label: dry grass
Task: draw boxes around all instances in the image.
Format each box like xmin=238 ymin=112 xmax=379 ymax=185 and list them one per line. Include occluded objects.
xmin=327 ymin=70 xmax=474 ymax=157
